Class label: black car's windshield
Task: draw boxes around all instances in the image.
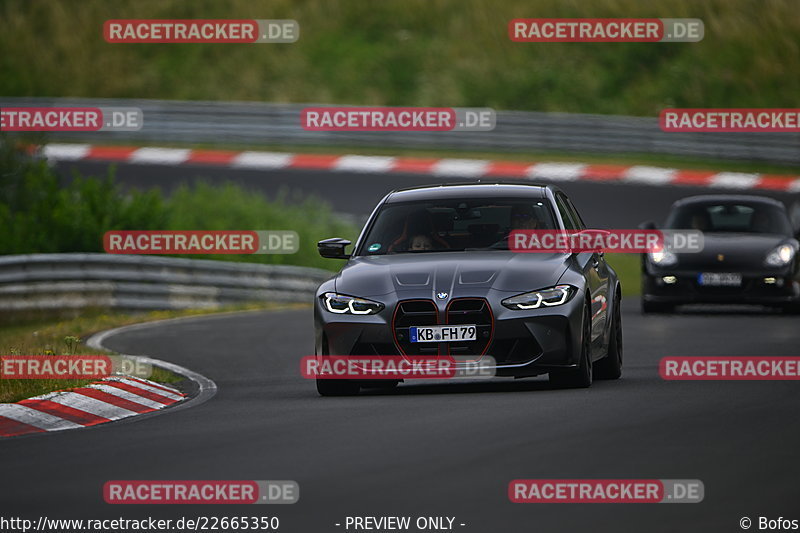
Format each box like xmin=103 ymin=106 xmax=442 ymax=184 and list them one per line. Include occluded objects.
xmin=357 ymin=198 xmax=558 ymax=255
xmin=665 ymin=202 xmax=792 ymax=235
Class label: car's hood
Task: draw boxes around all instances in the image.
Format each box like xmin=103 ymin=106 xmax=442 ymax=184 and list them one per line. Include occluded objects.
xmin=676 ymin=232 xmax=794 ymax=269
xmin=334 ymin=251 xmax=570 ymax=298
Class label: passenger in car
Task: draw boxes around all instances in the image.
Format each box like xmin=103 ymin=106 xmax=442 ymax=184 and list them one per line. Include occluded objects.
xmin=409 ymin=234 xmax=434 ymax=251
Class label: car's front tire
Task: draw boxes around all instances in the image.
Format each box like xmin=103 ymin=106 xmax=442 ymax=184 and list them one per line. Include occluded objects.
xmin=595 ymin=293 xmax=623 ymax=380
xmin=782 ymin=300 xmax=800 ymax=315
xmin=641 ymin=299 xmax=674 ymax=314
xmin=549 ymin=303 xmax=593 ymax=389
xmin=316 ymin=378 xmax=360 ymax=396
xmin=315 ymin=335 xmax=360 ymax=396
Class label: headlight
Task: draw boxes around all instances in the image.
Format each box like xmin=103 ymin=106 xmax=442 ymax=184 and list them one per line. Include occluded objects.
xmin=648 ymin=250 xmax=678 ymax=267
xmin=502 ymin=285 xmax=576 ymax=310
xmin=322 ymin=293 xmax=384 ymax=315
xmin=765 ymin=244 xmax=796 ymax=267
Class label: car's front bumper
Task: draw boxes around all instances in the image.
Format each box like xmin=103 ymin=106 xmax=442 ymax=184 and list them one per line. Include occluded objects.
xmin=642 ymin=264 xmax=800 ymax=306
xmin=314 ymin=290 xmax=586 ymax=378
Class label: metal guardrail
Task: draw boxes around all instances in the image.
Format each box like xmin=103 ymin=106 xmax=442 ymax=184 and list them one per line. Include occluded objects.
xmin=2 ymin=97 xmax=799 ymax=165
xmin=0 ymin=254 xmax=332 ymax=311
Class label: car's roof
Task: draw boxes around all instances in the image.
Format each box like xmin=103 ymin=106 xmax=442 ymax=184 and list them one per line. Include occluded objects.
xmin=385 ymin=182 xmax=550 ymax=203
xmin=672 ymin=194 xmax=786 ymax=209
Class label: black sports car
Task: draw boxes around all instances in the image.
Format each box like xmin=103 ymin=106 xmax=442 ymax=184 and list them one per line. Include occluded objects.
xmin=640 ymin=194 xmax=800 ymax=313
xmin=313 ymin=183 xmax=623 ymax=396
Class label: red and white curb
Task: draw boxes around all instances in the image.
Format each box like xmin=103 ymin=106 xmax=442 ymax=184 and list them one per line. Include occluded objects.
xmin=0 ymin=376 xmax=185 ymax=437
xmin=39 ymin=143 xmax=800 ymax=192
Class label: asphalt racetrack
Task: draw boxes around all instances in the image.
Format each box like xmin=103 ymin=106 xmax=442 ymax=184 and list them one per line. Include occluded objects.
xmin=1 ymin=161 xmax=798 ymax=532
xmin=50 ymin=159 xmax=800 ymax=225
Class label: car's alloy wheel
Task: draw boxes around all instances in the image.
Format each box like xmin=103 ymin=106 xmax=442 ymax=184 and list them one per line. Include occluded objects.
xmin=550 ymin=303 xmax=593 ymax=389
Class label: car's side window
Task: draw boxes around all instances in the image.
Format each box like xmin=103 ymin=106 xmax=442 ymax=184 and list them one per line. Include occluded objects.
xmin=564 ymin=196 xmax=586 ymax=230
xmin=555 ymin=194 xmax=577 ymax=230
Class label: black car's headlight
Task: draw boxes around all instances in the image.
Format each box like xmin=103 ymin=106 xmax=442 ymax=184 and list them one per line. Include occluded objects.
xmin=648 ymin=249 xmax=678 ymax=267
xmin=765 ymin=244 xmax=796 ymax=267
xmin=322 ymin=292 xmax=384 ymax=315
xmin=502 ymin=285 xmax=577 ymax=310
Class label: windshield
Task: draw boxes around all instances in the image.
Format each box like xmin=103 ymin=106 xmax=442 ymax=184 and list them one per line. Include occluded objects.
xmin=357 ymin=198 xmax=558 ymax=255
xmin=665 ymin=202 xmax=792 ymax=235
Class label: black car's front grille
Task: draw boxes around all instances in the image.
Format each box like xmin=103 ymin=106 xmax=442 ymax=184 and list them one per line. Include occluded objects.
xmin=393 ymin=300 xmax=439 ymax=356
xmin=392 ymin=298 xmax=494 ymax=357
xmin=445 ymin=298 xmax=493 ymax=357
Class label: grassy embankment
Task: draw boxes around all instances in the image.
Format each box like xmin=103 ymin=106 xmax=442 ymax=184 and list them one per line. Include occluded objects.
xmin=2 ymin=0 xmax=798 ymax=117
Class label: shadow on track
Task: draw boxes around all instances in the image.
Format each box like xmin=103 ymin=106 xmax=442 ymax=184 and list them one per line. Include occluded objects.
xmin=355 ymin=376 xmax=629 ymax=397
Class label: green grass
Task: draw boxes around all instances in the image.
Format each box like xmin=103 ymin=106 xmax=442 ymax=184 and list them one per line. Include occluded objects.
xmin=606 ymin=253 xmax=641 ymax=298
xmin=1 ymin=0 xmax=798 ymax=116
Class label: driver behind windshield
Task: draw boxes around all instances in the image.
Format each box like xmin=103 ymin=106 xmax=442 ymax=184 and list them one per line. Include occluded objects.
xmin=510 ymin=205 xmax=541 ymax=230
xmin=388 ymin=210 xmax=449 ymax=252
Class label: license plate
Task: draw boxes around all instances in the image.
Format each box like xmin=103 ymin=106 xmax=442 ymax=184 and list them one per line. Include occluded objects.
xmin=698 ymin=273 xmax=742 ymax=287
xmin=410 ymin=325 xmax=477 ymax=343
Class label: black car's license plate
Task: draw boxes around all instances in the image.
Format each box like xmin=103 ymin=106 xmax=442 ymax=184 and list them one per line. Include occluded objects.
xmin=410 ymin=325 xmax=477 ymax=343
xmin=698 ymin=273 xmax=742 ymax=287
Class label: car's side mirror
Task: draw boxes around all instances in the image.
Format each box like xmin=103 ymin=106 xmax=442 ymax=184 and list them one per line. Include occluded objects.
xmin=639 ymin=220 xmax=658 ymax=230
xmin=318 ymin=238 xmax=352 ymax=259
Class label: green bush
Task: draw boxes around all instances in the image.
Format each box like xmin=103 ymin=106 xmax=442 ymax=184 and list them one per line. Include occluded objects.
xmin=0 ymin=142 xmax=166 ymax=253
xmin=164 ymin=182 xmax=357 ymax=268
